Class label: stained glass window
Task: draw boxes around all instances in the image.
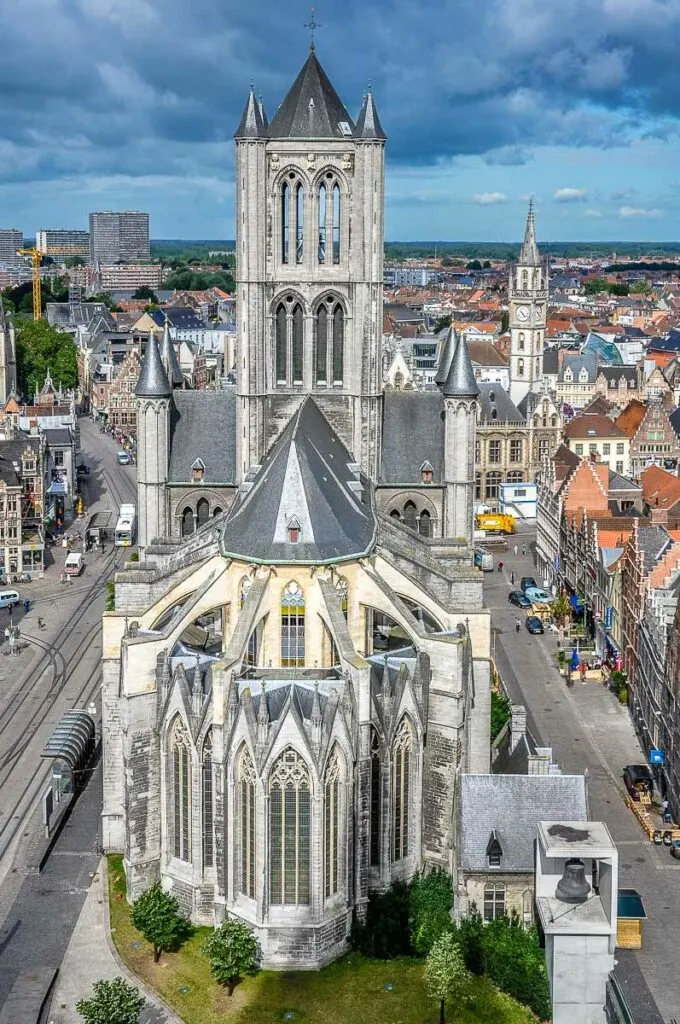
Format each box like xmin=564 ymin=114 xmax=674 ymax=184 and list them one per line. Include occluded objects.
xmin=269 ymin=749 xmax=310 ymax=905
xmin=171 ymin=718 xmax=191 ymax=862
xmin=239 ymin=747 xmax=256 ymax=898
xmin=393 ymin=719 xmax=411 ymax=862
xmin=281 ymin=582 xmax=305 ymax=667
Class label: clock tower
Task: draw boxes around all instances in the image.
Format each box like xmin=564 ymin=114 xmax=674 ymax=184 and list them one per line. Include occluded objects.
xmin=509 ymin=201 xmax=548 ymax=406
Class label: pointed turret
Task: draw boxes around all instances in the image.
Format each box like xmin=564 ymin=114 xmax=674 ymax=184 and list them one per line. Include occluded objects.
xmin=355 ymin=87 xmax=386 ymax=140
xmin=518 ymin=199 xmax=540 ymax=266
xmin=160 ymin=320 xmax=183 ymax=387
xmin=136 ymin=330 xmax=170 ymax=398
xmin=234 ymin=84 xmax=267 ymax=139
xmin=441 ymin=334 xmax=479 ymax=398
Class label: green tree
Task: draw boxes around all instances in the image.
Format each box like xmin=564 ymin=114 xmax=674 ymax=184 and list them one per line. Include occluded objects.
xmin=76 ymin=976 xmax=144 ymax=1024
xmin=64 ymin=256 xmax=85 ymax=268
xmin=551 ymin=592 xmax=571 ymax=627
xmin=409 ymin=869 xmax=453 ymax=955
xmin=466 ymin=259 xmax=482 ymax=271
xmin=440 ymin=256 xmax=455 ymax=267
xmin=630 ymin=280 xmax=651 ymax=294
xmin=425 ymin=931 xmax=471 ymax=1024
xmin=131 ymin=881 xmax=190 ymax=962
xmin=500 ymin=310 xmax=509 ymax=333
xmin=490 ymin=691 xmax=511 ymax=741
xmin=583 ymin=277 xmax=609 ymax=295
xmin=202 ymin=918 xmax=260 ymax=996
xmin=15 ymin=318 xmax=78 ymax=398
xmin=132 ymin=286 xmax=158 ymax=302
xmin=481 ymin=915 xmax=551 ymax=1020
xmin=433 ymin=314 xmax=453 ymax=335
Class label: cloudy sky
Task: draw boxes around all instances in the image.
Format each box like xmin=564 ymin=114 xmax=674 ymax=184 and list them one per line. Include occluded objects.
xmin=1 ymin=0 xmax=679 ymax=242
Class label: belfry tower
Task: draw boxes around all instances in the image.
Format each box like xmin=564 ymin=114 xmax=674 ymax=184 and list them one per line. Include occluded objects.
xmin=234 ymin=48 xmax=386 ymax=481
xmin=508 ymin=202 xmax=548 ymax=406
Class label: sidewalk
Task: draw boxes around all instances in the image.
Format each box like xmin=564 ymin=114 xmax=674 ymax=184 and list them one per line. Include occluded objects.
xmin=48 ymin=861 xmax=178 ymax=1024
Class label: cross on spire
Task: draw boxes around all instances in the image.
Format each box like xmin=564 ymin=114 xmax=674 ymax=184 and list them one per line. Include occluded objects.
xmin=305 ymin=7 xmax=321 ymax=50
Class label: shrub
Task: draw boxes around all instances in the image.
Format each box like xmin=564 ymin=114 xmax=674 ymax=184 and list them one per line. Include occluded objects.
xmin=455 ymin=907 xmax=485 ymax=975
xmin=409 ymin=869 xmax=453 ymax=955
xmin=350 ymin=880 xmax=412 ymax=958
xmin=76 ymin=976 xmax=144 ymax=1024
xmin=105 ymin=580 xmax=115 ymax=611
xmin=618 ymin=686 xmax=628 ymax=705
xmin=490 ymin=691 xmax=512 ymax=742
xmin=131 ymin=882 xmax=190 ymax=962
xmin=425 ymin=931 xmax=471 ymax=1024
xmin=203 ymin=919 xmax=260 ymax=996
xmin=480 ymin=914 xmax=551 ymax=1020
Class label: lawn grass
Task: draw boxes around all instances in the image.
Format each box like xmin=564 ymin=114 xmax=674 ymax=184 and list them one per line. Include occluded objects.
xmin=107 ymin=856 xmax=536 ymax=1024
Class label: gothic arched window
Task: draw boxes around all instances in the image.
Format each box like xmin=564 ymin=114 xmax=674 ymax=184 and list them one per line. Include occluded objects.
xmin=518 ymin=332 xmax=525 ymax=351
xmin=239 ymin=575 xmax=252 ymax=609
xmin=318 ymin=183 xmax=327 ymax=263
xmin=393 ymin=718 xmax=411 ymax=862
xmin=171 ymin=718 xmax=191 ymax=862
xmin=213 ymin=506 xmax=223 ymax=517
xmin=281 ymin=181 xmax=290 ymax=264
xmin=295 ymin=183 xmax=304 ymax=264
xmin=324 ymin=749 xmax=341 ymax=898
xmin=196 ymin=498 xmax=209 ymax=528
xmin=335 ymin=576 xmax=348 ymax=621
xmin=518 ymin=358 xmax=525 ymax=377
xmin=239 ymin=747 xmax=256 ymax=898
xmin=292 ymin=303 xmax=304 ymax=386
xmin=332 ymin=303 xmax=344 ymax=384
xmin=181 ymin=506 xmax=194 ymax=537
xmin=403 ymin=501 xmax=417 ymax=531
xmin=507 ymin=471 xmax=524 ymax=484
xmin=276 ymin=303 xmax=287 ymax=385
xmin=418 ymin=509 xmax=432 ymax=537
xmin=390 ymin=509 xmax=401 ymax=521
xmin=269 ymin=748 xmax=311 ymax=905
xmin=315 ymin=303 xmax=328 ymax=384
xmin=202 ymin=730 xmax=214 ymax=869
xmin=281 ymin=581 xmax=305 ymax=667
xmin=370 ymin=728 xmax=381 ymax=867
xmin=332 ymin=183 xmax=341 ymax=263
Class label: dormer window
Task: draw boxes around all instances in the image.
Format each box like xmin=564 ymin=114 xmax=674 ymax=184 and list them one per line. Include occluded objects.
xmin=564 ymin=368 xmax=573 ymax=382
xmin=191 ymin=458 xmax=205 ymax=482
xmin=486 ymin=829 xmax=503 ymax=868
xmin=287 ymin=515 xmax=300 ymax=544
xmin=420 ymin=461 xmax=434 ymax=484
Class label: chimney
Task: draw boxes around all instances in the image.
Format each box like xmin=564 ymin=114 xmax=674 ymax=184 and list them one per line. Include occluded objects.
xmin=510 ymin=704 xmax=527 ymax=752
xmin=650 ymin=507 xmax=668 ymax=525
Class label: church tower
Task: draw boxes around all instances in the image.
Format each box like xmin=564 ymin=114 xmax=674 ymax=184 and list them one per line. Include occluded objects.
xmin=234 ymin=47 xmax=386 ymax=481
xmin=508 ymin=202 xmax=548 ymax=406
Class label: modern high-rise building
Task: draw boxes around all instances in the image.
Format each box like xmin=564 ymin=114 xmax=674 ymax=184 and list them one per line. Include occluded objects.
xmin=0 ymin=229 xmax=24 ymax=268
xmin=88 ymin=211 xmax=150 ymax=264
xmin=36 ymin=229 xmax=90 ymax=258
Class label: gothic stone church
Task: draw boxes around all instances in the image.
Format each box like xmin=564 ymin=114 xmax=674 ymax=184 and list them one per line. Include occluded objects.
xmin=102 ymin=49 xmax=492 ymax=969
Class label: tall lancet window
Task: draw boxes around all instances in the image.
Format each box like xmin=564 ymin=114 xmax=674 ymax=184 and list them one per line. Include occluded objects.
xmin=202 ymin=730 xmax=214 ymax=869
xmin=239 ymin=747 xmax=256 ymax=898
xmin=295 ymin=183 xmax=304 ymax=263
xmin=393 ymin=718 xmax=411 ymax=862
xmin=318 ymin=183 xmax=327 ymax=263
xmin=324 ymin=749 xmax=341 ymax=898
xmin=269 ymin=748 xmax=311 ymax=905
xmin=292 ymin=303 xmax=304 ymax=385
xmin=332 ymin=184 xmax=341 ymax=264
xmin=281 ymin=181 xmax=290 ymax=264
xmin=332 ymin=303 xmax=344 ymax=383
xmin=171 ymin=718 xmax=192 ymax=862
xmin=281 ymin=581 xmax=305 ymax=667
xmin=275 ymin=303 xmax=287 ymax=384
xmin=370 ymin=728 xmax=381 ymax=867
xmin=315 ymin=303 xmax=328 ymax=385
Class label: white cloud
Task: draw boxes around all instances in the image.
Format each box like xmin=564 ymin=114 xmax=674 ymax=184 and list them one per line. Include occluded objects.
xmin=554 ymin=187 xmax=588 ymax=202
xmin=472 ymin=192 xmax=507 ymax=204
xmin=585 ymin=208 xmax=603 ymax=217
xmin=619 ymin=205 xmax=662 ymax=217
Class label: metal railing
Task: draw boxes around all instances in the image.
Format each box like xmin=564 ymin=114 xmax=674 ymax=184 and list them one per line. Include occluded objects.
xmin=605 ymin=974 xmax=635 ymax=1024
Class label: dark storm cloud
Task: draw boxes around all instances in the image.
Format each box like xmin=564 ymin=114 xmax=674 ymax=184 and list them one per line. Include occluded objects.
xmin=0 ymin=0 xmax=679 ymax=190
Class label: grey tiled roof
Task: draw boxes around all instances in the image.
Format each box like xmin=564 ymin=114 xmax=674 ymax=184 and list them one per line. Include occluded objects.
xmin=168 ymin=389 xmax=236 ymax=485
xmin=518 ymin=202 xmax=540 ymax=266
xmin=442 ymin=334 xmax=480 ymax=398
xmin=460 ymin=774 xmax=587 ymax=873
xmin=44 ymin=428 xmax=72 ymax=446
xmin=638 ymin=525 xmax=672 ymax=574
xmin=268 ymin=51 xmax=356 ymax=140
xmin=221 ymin=397 xmax=375 ymax=564
xmin=355 ymin=90 xmax=386 ymax=140
xmin=234 ymin=86 xmax=267 ymax=138
xmin=135 ymin=331 xmax=170 ymax=398
xmin=477 ymin=382 xmax=524 ymax=424
xmin=558 ymin=352 xmax=598 ymax=383
xmin=381 ymin=391 xmax=444 ymax=484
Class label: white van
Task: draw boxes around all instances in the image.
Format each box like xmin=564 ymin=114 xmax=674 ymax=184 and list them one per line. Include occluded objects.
xmin=64 ymin=552 xmax=84 ymax=576
xmin=0 ymin=589 xmax=19 ymax=608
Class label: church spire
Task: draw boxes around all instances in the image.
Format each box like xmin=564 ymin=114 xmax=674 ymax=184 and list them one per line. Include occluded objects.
xmin=518 ymin=199 xmax=540 ymax=266
xmin=441 ymin=333 xmax=479 ymax=398
xmin=135 ymin=329 xmax=170 ymax=398
xmin=234 ymin=84 xmax=267 ymax=139
xmin=355 ymin=87 xmax=386 ymax=140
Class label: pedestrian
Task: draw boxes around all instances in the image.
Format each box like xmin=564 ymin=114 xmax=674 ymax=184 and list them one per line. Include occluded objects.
xmin=521 ymin=544 xmax=527 ymax=556
xmin=513 ymin=544 xmax=518 ymax=557
xmin=515 ymin=617 xmax=521 ymax=633
xmin=497 ymin=560 xmax=504 ymax=572
xmin=23 ymin=598 xmax=29 ymax=614
xmin=510 ymin=571 xmax=515 ymax=585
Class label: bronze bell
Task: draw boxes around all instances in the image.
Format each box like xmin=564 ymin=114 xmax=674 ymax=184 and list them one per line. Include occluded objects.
xmin=555 ymin=858 xmax=591 ymax=904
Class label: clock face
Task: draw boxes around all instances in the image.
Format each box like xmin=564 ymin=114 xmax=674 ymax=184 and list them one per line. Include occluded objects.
xmin=516 ymin=305 xmax=530 ymax=323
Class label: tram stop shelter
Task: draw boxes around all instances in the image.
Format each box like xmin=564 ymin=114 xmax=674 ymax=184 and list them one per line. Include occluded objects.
xmin=41 ymin=709 xmax=95 ymax=798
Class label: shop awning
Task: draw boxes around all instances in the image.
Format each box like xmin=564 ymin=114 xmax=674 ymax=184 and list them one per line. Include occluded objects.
xmin=41 ymin=710 xmax=95 ymax=772
xmin=47 ymin=481 xmax=66 ymax=495
xmin=605 ymin=634 xmax=620 ymax=654
xmin=569 ymin=594 xmax=585 ymax=612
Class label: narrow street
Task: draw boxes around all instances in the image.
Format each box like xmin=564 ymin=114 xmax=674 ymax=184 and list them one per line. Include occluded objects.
xmin=0 ymin=417 xmax=137 ymax=1012
xmin=487 ymin=520 xmax=679 ymax=1022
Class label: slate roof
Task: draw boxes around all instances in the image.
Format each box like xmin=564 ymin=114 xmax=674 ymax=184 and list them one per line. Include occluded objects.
xmin=168 ymin=389 xmax=236 ymax=485
xmin=44 ymin=428 xmax=72 ymax=446
xmin=638 ymin=525 xmax=672 ymax=573
xmin=381 ymin=391 xmax=444 ymax=484
xmin=221 ymin=396 xmax=376 ymax=563
xmin=467 ymin=339 xmax=508 ymax=368
xmin=234 ymin=86 xmax=267 ymax=139
xmin=518 ymin=201 xmax=540 ymax=266
xmin=355 ymin=89 xmax=386 ymax=140
xmin=558 ymin=352 xmax=598 ymax=383
xmin=149 ymin=307 xmax=204 ymax=331
xmin=599 ymin=365 xmax=637 ymax=383
xmin=268 ymin=51 xmax=356 ymax=140
xmin=135 ymin=331 xmax=170 ymax=398
xmin=441 ymin=333 xmax=479 ymax=397
xmin=477 ymin=382 xmax=524 ymax=424
xmin=460 ymin=774 xmax=587 ymax=873
xmin=0 ymin=433 xmax=41 ymax=487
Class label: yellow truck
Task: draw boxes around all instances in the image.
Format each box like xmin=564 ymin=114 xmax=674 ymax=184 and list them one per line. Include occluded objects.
xmin=475 ymin=512 xmax=516 ymax=535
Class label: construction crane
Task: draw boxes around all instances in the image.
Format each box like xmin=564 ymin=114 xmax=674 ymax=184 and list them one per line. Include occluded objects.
xmin=16 ymin=247 xmax=43 ymax=321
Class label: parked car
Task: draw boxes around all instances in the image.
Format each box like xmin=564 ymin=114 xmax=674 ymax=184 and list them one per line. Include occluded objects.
xmin=525 ymin=616 xmax=544 ymax=635
xmin=623 ymin=764 xmax=654 ymax=801
xmin=525 ymin=586 xmax=550 ymax=603
xmin=76 ymin=464 xmax=90 ymax=476
xmin=671 ymin=840 xmax=680 ymax=860
xmin=116 ymin=451 xmax=132 ymax=466
xmin=508 ymin=590 xmax=531 ymax=608
xmin=520 ymin=576 xmax=538 ymax=592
